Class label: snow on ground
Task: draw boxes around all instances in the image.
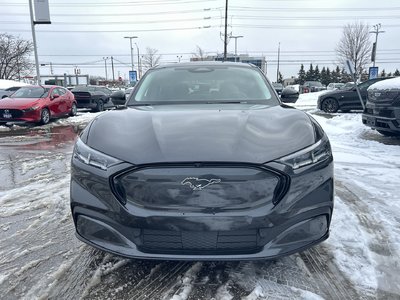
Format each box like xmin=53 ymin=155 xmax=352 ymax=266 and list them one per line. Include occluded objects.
xmin=1 ymin=96 xmax=400 ymax=299
xmin=294 ymin=94 xmax=400 ymax=297
xmin=0 ymin=79 xmax=29 ymax=89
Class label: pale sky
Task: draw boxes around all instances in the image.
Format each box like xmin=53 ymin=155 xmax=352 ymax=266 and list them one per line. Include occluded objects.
xmin=1 ymin=0 xmax=400 ymax=81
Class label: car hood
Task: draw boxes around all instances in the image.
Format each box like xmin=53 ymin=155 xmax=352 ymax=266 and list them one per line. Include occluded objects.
xmin=85 ymin=104 xmax=316 ymax=164
xmin=0 ymin=98 xmax=41 ymax=108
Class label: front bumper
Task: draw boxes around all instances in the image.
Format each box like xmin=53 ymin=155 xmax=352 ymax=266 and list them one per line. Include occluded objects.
xmin=362 ymin=105 xmax=400 ymax=134
xmin=70 ymin=159 xmax=334 ymax=260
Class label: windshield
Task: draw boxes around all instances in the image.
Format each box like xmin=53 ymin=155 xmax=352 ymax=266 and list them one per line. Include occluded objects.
xmin=10 ymin=87 xmax=50 ymax=98
xmin=307 ymin=81 xmax=322 ymax=86
xmin=273 ymin=83 xmax=283 ymax=88
xmin=129 ymin=65 xmax=278 ymax=105
xmin=72 ymin=86 xmax=96 ymax=92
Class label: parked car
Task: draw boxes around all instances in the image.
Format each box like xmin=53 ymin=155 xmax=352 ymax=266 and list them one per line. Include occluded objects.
xmin=0 ymin=86 xmax=22 ymax=99
xmin=326 ymin=83 xmax=345 ymax=90
xmin=272 ymin=82 xmax=283 ymax=95
xmin=362 ymin=77 xmax=400 ymax=136
xmin=71 ymin=85 xmax=114 ymax=112
xmin=301 ymin=81 xmax=326 ymax=93
xmin=317 ymin=78 xmax=390 ymax=113
xmin=0 ymin=85 xmax=77 ymax=125
xmin=70 ymin=62 xmax=333 ymax=261
xmin=125 ymin=87 xmax=134 ymax=99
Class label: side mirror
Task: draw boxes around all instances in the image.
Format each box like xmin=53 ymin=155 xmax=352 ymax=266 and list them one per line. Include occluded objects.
xmin=280 ymin=87 xmax=299 ymax=103
xmin=110 ymin=90 xmax=126 ymax=106
xmin=51 ymin=94 xmax=60 ymax=100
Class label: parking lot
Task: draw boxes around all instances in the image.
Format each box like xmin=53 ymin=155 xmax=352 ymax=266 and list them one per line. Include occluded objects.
xmin=1 ymin=92 xmax=399 ymax=300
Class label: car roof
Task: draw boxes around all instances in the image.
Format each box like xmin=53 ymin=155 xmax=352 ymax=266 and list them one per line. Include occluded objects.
xmin=151 ymin=61 xmax=259 ymax=70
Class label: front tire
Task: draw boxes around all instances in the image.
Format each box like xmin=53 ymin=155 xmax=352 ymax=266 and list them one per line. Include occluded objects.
xmin=70 ymin=103 xmax=77 ymax=116
xmin=93 ymin=99 xmax=104 ymax=112
xmin=39 ymin=108 xmax=50 ymax=125
xmin=321 ymin=98 xmax=339 ymax=113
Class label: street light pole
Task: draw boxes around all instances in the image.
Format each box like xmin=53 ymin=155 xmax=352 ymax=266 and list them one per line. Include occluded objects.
xmin=230 ymin=35 xmax=243 ymax=62
xmin=370 ymin=24 xmax=385 ymax=67
xmin=223 ymin=0 xmax=228 ymax=61
xmin=29 ymin=0 xmax=41 ymax=84
xmin=124 ymin=36 xmax=138 ymax=72
xmin=103 ymin=57 xmax=109 ymax=81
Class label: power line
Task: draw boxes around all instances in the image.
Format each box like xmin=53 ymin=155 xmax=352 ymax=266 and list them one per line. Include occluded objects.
xmin=2 ymin=0 xmax=218 ymax=6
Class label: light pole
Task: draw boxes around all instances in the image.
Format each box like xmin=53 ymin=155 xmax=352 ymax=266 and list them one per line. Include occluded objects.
xmin=103 ymin=57 xmax=109 ymax=81
xmin=230 ymin=35 xmax=243 ymax=62
xmin=124 ymin=36 xmax=138 ymax=72
xmin=370 ymin=24 xmax=385 ymax=67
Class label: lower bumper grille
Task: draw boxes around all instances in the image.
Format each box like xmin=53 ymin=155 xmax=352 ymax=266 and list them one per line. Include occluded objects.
xmin=140 ymin=229 xmax=260 ymax=254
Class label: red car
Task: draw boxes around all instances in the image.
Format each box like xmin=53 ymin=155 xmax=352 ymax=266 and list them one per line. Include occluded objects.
xmin=0 ymin=85 xmax=77 ymax=125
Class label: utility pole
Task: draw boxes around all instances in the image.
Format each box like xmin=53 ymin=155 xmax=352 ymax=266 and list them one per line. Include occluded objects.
xmin=134 ymin=42 xmax=140 ymax=79
xmin=230 ymin=35 xmax=243 ymax=62
xmin=276 ymin=42 xmax=281 ymax=82
xmin=111 ymin=56 xmax=115 ymax=82
xmin=223 ymin=0 xmax=228 ymax=61
xmin=103 ymin=57 xmax=109 ymax=81
xmin=370 ymin=24 xmax=385 ymax=67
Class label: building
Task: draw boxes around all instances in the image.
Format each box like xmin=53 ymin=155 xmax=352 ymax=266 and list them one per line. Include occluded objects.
xmin=191 ymin=54 xmax=267 ymax=74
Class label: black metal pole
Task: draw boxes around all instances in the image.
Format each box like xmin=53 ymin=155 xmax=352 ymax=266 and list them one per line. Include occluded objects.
xmin=223 ymin=0 xmax=228 ymax=61
xmin=111 ymin=56 xmax=115 ymax=82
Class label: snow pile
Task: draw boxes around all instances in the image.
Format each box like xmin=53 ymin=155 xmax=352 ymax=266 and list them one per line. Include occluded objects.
xmin=368 ymin=76 xmax=400 ymax=90
xmin=0 ymin=80 xmax=29 ymax=89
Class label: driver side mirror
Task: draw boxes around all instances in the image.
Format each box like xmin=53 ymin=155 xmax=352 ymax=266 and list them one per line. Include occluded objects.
xmin=280 ymin=87 xmax=299 ymax=103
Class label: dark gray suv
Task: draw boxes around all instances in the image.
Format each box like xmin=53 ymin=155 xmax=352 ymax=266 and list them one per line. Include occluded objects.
xmin=362 ymin=77 xmax=400 ymax=136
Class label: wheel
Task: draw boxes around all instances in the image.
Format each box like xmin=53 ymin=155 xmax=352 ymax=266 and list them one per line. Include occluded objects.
xmin=377 ymin=130 xmax=400 ymax=137
xmin=321 ymin=98 xmax=339 ymax=113
xmin=69 ymin=103 xmax=77 ymax=116
xmin=93 ymin=99 xmax=104 ymax=112
xmin=39 ymin=108 xmax=50 ymax=125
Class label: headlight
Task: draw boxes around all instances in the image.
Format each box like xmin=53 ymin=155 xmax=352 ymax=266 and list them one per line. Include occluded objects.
xmin=73 ymin=138 xmax=122 ymax=170
xmin=22 ymin=106 xmax=40 ymax=112
xmin=276 ymin=137 xmax=331 ymax=170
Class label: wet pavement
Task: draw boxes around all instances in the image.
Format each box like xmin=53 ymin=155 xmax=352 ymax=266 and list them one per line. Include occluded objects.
xmin=0 ymin=113 xmax=399 ymax=300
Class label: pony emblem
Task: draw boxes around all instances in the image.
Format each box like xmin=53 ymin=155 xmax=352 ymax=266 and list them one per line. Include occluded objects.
xmin=181 ymin=177 xmax=221 ymax=191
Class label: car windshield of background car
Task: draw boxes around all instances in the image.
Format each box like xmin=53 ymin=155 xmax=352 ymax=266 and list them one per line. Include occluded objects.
xmin=131 ymin=66 xmax=277 ymax=105
xmin=11 ymin=87 xmax=50 ymax=98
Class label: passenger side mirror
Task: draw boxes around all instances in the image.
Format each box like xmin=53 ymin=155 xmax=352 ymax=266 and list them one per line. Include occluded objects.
xmin=110 ymin=90 xmax=126 ymax=106
xmin=280 ymin=87 xmax=299 ymax=103
xmin=51 ymin=94 xmax=60 ymax=100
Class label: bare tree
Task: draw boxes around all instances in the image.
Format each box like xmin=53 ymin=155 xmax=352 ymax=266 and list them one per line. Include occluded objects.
xmin=336 ymin=22 xmax=371 ymax=78
xmin=191 ymin=45 xmax=207 ymax=61
xmin=0 ymin=33 xmax=33 ymax=80
xmin=142 ymin=47 xmax=161 ymax=72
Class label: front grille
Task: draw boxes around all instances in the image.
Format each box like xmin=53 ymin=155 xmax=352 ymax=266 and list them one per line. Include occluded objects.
xmin=0 ymin=109 xmax=23 ymax=118
xmin=112 ymin=164 xmax=287 ymax=211
xmin=140 ymin=229 xmax=260 ymax=254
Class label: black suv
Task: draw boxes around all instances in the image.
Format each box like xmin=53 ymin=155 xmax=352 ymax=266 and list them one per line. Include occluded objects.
xmin=317 ymin=78 xmax=389 ymax=113
xmin=71 ymin=85 xmax=114 ymax=112
xmin=362 ymin=78 xmax=400 ymax=136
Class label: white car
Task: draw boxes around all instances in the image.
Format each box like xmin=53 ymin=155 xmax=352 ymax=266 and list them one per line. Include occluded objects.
xmin=327 ymin=83 xmax=345 ymax=90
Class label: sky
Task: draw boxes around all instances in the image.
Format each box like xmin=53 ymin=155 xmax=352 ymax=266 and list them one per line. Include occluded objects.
xmin=1 ymin=0 xmax=400 ymax=82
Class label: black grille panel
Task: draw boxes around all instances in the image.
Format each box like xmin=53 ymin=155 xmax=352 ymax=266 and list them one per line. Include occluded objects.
xmin=113 ymin=164 xmax=285 ymax=211
xmin=141 ymin=229 xmax=259 ymax=253
xmin=0 ymin=109 xmax=23 ymax=118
